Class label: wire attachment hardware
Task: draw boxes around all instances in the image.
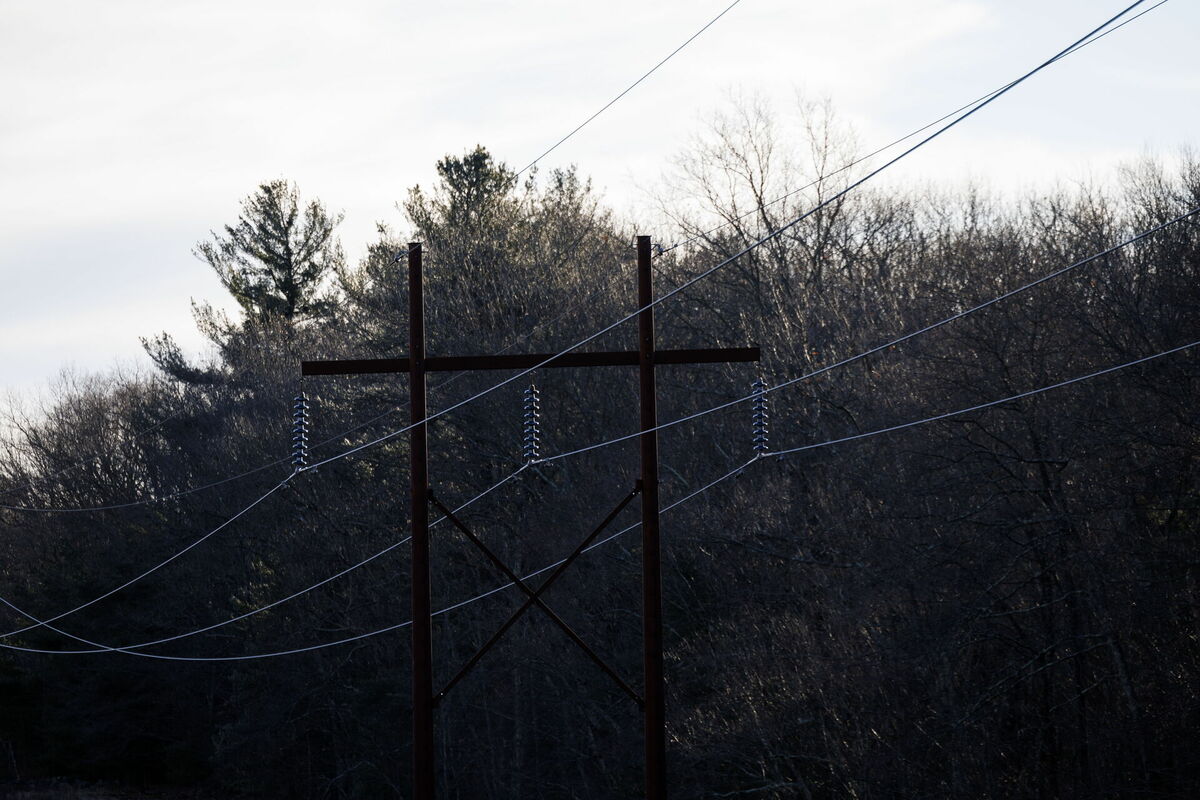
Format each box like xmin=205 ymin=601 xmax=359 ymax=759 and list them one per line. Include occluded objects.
xmin=751 ymin=376 xmax=769 ymax=456
xmin=522 ymin=384 xmax=542 ymax=463
xmin=291 ymin=394 xmax=310 ymax=471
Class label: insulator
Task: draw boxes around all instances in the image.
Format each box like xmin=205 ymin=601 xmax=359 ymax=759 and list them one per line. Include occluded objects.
xmin=291 ymin=393 xmax=310 ymax=469
xmin=522 ymin=384 xmax=542 ymax=463
xmin=751 ymin=377 xmax=769 ymax=456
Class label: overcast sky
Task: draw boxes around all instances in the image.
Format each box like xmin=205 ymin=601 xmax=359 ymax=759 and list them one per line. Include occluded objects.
xmin=1 ymin=0 xmax=1196 ymax=406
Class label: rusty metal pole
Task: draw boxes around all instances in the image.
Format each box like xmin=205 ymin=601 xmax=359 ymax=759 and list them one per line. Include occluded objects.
xmin=637 ymin=235 xmax=667 ymax=800
xmin=408 ymin=243 xmax=435 ymax=800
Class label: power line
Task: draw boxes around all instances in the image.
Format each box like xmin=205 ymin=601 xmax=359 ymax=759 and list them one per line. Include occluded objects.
xmin=1 ymin=0 xmax=1136 ymax=631
xmin=2 ymin=1 xmax=1148 ymax=512
xmin=514 ymin=0 xmax=744 ymax=177
xmin=0 ymin=233 xmax=633 ymax=646
xmin=4 ymin=335 xmax=1193 ymax=661
xmin=0 ymin=463 xmax=530 ymax=653
xmin=0 ymin=458 xmax=746 ymax=661
xmin=535 ymin=203 xmax=1200 ymax=463
xmin=290 ymin=0 xmax=1154 ymax=475
xmin=0 ymin=1 xmax=1163 ymax=659
xmin=68 ymin=197 xmax=1193 ymax=655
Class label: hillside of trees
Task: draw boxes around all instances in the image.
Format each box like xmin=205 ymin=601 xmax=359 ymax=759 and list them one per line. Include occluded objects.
xmin=1 ymin=107 xmax=1198 ymax=798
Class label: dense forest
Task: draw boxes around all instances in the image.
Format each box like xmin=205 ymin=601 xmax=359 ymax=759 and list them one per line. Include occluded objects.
xmin=1 ymin=104 xmax=1198 ymax=798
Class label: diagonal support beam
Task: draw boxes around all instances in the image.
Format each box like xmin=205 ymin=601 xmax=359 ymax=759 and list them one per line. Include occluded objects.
xmin=429 ymin=491 xmax=643 ymax=708
xmin=431 ymin=485 xmax=643 ymax=708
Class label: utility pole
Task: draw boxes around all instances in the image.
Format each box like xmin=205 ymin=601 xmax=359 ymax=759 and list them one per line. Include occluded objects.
xmin=638 ymin=235 xmax=667 ymax=800
xmin=301 ymin=237 xmax=757 ymax=799
xmin=407 ymin=243 xmax=435 ymax=800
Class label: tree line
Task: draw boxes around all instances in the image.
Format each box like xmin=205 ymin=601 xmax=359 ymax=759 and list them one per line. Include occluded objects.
xmin=1 ymin=104 xmax=1198 ymax=798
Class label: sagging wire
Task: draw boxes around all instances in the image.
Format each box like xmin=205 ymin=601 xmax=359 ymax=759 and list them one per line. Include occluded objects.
xmin=5 ymin=333 xmax=1197 ymax=660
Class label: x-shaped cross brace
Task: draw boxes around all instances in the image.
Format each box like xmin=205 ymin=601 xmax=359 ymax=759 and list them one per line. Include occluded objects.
xmin=428 ymin=484 xmax=644 ymax=708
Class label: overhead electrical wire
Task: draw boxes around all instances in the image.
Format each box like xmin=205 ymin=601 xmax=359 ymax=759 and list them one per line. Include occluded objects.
xmin=285 ymin=0 xmax=1158 ymax=475
xmin=0 ymin=235 xmax=635 ymax=642
xmin=13 ymin=199 xmax=1183 ymax=654
xmin=0 ymin=1 xmax=1166 ymax=658
xmin=514 ymin=0 xmax=744 ymax=177
xmin=0 ymin=0 xmax=718 ymax=513
xmin=4 ymin=0 xmax=1160 ymax=511
xmin=0 ymin=458 xmax=747 ymax=660
xmin=3 ymin=336 xmax=1194 ymax=660
xmin=0 ymin=0 xmax=1152 ymax=512
xmin=0 ymin=463 xmax=530 ymax=653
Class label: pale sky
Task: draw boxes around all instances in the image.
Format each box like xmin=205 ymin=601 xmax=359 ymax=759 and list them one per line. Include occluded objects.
xmin=1 ymin=0 xmax=1196 ymax=406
